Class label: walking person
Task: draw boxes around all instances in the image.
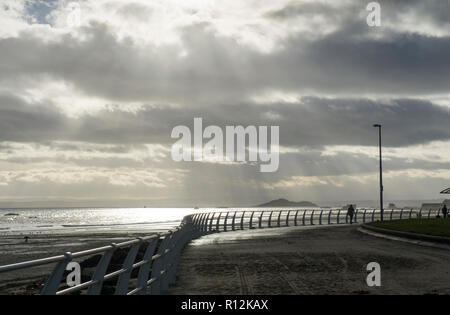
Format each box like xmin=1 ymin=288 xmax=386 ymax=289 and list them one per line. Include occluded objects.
xmin=442 ymin=204 xmax=448 ymax=219
xmin=347 ymin=204 xmax=355 ymax=224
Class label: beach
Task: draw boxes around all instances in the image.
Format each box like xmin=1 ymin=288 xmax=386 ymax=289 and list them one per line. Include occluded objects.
xmin=168 ymin=225 xmax=450 ymax=295
xmin=0 ymin=230 xmax=157 ymax=294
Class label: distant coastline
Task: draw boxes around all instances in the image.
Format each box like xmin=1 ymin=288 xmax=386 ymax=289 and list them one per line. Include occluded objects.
xmin=256 ymin=198 xmax=319 ymax=208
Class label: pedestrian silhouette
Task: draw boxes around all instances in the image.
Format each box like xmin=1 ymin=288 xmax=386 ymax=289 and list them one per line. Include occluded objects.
xmin=347 ymin=204 xmax=355 ymax=224
xmin=442 ymin=204 xmax=448 ymax=219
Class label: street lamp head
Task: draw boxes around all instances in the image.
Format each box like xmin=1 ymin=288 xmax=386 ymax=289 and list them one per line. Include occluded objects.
xmin=373 ymin=124 xmax=381 ymax=128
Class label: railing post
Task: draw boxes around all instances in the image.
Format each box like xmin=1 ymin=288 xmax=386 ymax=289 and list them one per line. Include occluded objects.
xmin=240 ymin=211 xmax=245 ymax=230
xmin=259 ymin=211 xmax=264 ymax=229
xmin=409 ymin=208 xmax=413 ymax=219
xmin=328 ymin=210 xmax=332 ymax=225
xmin=286 ymin=210 xmax=291 ymax=227
xmin=231 ymin=212 xmax=237 ymax=231
xmin=354 ymin=209 xmax=358 ymax=223
xmin=160 ymin=232 xmax=176 ymax=293
xmin=198 ymin=213 xmax=205 ymax=233
xmin=201 ymin=213 xmax=208 ymax=231
xmin=345 ymin=210 xmax=348 ymax=224
xmin=390 ymin=209 xmax=394 ymax=221
xmin=197 ymin=213 xmax=203 ymax=232
xmin=193 ymin=214 xmax=202 ymax=236
xmin=167 ymin=230 xmax=183 ymax=286
xmin=337 ymin=210 xmax=341 ymax=224
xmin=277 ymin=211 xmax=282 ymax=227
xmin=418 ymin=209 xmax=422 ymax=218
xmin=224 ymin=212 xmax=229 ymax=232
xmin=193 ymin=214 xmax=200 ymax=226
xmin=201 ymin=213 xmax=209 ymax=233
xmin=135 ymin=238 xmax=158 ymax=295
xmin=192 ymin=214 xmax=200 ymax=233
xmin=163 ymin=231 xmax=181 ymax=291
xmin=115 ymin=242 xmax=143 ymax=295
xmin=249 ymin=212 xmax=255 ymax=229
xmin=268 ymin=211 xmax=273 ymax=228
xmin=363 ymin=209 xmax=367 ymax=223
xmin=400 ymin=209 xmax=404 ymax=220
xmin=87 ymin=243 xmax=117 ymax=295
xmin=149 ymin=234 xmax=171 ymax=295
xmin=216 ymin=213 xmax=222 ymax=232
xmin=171 ymin=228 xmax=189 ymax=285
xmin=40 ymin=252 xmax=73 ymax=295
xmin=302 ymin=210 xmax=306 ymax=226
xmin=209 ymin=213 xmax=215 ymax=232
xmin=371 ymin=209 xmax=375 ymax=222
xmin=203 ymin=213 xmax=211 ymax=232
xmin=310 ymin=210 xmax=315 ymax=225
xmin=319 ymin=210 xmax=323 ymax=225
xmin=294 ymin=210 xmax=299 ymax=226
xmin=428 ymin=208 xmax=432 ymax=219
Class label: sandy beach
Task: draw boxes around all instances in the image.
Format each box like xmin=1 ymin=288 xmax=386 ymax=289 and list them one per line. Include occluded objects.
xmin=168 ymin=225 xmax=450 ymax=295
xmin=0 ymin=230 xmax=159 ymax=294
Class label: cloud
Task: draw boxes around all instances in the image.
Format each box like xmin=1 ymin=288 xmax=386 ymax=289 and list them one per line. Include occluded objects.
xmin=1 ymin=5 xmax=450 ymax=108
xmin=0 ymin=0 xmax=449 ymax=205
xmin=0 ymin=165 xmax=187 ymax=187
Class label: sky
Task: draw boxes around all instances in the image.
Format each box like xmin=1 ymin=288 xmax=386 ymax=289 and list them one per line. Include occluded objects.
xmin=0 ymin=0 xmax=449 ymax=207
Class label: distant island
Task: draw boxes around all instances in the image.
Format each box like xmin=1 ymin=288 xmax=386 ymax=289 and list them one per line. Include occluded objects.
xmin=256 ymin=198 xmax=319 ymax=207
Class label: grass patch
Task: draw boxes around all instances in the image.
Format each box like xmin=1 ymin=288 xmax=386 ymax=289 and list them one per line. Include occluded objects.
xmin=368 ymin=218 xmax=450 ymax=238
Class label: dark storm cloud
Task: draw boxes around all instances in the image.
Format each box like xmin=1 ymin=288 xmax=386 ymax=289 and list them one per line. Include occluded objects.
xmin=1 ymin=15 xmax=450 ymax=106
xmin=269 ymin=0 xmax=450 ymax=26
xmin=0 ymin=94 xmax=69 ymax=141
xmin=69 ymin=97 xmax=450 ymax=147
xmin=2 ymin=93 xmax=449 ymax=148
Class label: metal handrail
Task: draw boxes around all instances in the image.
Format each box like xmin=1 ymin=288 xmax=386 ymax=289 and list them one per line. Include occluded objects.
xmin=0 ymin=233 xmax=161 ymax=273
xmin=0 ymin=223 xmax=194 ymax=295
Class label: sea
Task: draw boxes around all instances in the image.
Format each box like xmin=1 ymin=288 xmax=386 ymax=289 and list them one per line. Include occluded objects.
xmin=0 ymin=208 xmax=208 ymax=235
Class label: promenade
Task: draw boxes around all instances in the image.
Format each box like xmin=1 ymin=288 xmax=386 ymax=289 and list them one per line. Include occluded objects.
xmin=168 ymin=225 xmax=450 ymax=295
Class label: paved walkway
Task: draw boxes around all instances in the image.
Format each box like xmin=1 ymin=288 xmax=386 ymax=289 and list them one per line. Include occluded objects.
xmin=168 ymin=225 xmax=450 ymax=295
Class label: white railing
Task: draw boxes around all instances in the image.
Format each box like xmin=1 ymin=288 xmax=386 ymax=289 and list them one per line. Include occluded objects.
xmin=0 ymin=207 xmax=442 ymax=295
xmin=0 ymin=220 xmax=198 ymax=295
xmin=187 ymin=208 xmax=441 ymax=232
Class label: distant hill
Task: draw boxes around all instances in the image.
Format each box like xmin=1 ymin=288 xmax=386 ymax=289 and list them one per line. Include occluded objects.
xmin=256 ymin=198 xmax=319 ymax=207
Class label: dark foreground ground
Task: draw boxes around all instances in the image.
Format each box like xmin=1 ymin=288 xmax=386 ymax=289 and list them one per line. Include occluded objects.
xmin=0 ymin=231 xmax=155 ymax=294
xmin=168 ymin=225 xmax=450 ymax=295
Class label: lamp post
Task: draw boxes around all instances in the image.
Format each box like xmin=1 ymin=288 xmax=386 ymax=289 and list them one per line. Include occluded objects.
xmin=373 ymin=124 xmax=384 ymax=221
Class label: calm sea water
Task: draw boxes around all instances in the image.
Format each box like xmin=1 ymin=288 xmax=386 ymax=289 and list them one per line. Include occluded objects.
xmin=0 ymin=208 xmax=206 ymax=235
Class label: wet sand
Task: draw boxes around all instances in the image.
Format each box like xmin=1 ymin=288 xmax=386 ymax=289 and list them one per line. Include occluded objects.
xmin=168 ymin=225 xmax=450 ymax=295
xmin=0 ymin=230 xmax=158 ymax=294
